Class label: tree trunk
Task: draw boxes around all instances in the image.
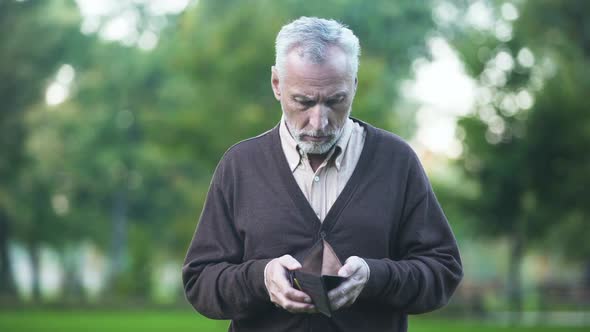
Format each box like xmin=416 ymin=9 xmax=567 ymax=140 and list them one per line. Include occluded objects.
xmin=0 ymin=211 xmax=18 ymax=300
xmin=507 ymin=231 xmax=524 ymax=324
xmin=584 ymin=258 xmax=590 ymax=288
xmin=29 ymin=239 xmax=42 ymax=302
xmin=107 ymin=187 xmax=128 ymax=294
xmin=59 ymin=244 xmax=85 ymax=303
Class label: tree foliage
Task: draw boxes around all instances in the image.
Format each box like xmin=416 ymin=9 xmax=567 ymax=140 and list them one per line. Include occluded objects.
xmin=0 ymin=0 xmax=439 ymax=301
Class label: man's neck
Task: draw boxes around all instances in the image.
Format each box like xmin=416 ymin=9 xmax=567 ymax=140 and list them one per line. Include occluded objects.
xmin=308 ymin=153 xmax=328 ymax=172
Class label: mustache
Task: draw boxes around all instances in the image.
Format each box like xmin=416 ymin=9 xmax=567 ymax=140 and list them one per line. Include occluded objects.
xmin=295 ymin=129 xmax=337 ymax=138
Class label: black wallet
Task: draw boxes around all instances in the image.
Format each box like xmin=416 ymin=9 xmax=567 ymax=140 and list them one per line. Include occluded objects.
xmin=289 ymin=239 xmax=346 ymax=317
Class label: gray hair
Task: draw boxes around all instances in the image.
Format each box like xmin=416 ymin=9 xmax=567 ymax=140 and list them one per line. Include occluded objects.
xmin=275 ymin=17 xmax=360 ymax=78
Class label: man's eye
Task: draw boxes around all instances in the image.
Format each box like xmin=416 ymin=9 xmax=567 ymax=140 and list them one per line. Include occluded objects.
xmin=327 ymin=96 xmax=345 ymax=106
xmin=298 ymin=100 xmax=315 ymax=108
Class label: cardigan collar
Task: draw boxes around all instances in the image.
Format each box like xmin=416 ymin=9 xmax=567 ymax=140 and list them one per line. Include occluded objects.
xmin=270 ymin=117 xmax=378 ymax=234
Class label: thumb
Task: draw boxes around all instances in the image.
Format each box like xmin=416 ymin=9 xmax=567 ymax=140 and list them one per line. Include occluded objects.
xmin=338 ymin=266 xmax=351 ymax=277
xmin=339 ymin=256 xmax=361 ymax=277
xmin=279 ymin=255 xmax=302 ymax=270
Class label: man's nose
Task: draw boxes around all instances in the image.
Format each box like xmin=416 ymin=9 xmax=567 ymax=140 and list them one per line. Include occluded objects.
xmin=308 ymin=104 xmax=328 ymax=132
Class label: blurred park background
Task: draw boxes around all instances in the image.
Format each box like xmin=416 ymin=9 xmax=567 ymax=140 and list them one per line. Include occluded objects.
xmin=1 ymin=0 xmax=589 ymax=331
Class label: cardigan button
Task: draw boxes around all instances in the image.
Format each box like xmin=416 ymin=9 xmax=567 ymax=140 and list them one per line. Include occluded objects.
xmin=319 ymin=231 xmax=326 ymax=238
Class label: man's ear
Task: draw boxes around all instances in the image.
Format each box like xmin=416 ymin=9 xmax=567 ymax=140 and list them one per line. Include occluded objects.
xmin=271 ymin=66 xmax=281 ymax=101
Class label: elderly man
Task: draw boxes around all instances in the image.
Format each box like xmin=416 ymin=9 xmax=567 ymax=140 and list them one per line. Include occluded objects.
xmin=182 ymin=17 xmax=462 ymax=332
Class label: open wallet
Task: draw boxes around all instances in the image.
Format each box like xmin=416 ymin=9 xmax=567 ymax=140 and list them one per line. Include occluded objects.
xmin=288 ymin=239 xmax=346 ymax=317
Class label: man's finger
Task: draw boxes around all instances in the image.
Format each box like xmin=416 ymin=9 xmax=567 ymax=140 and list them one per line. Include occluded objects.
xmin=329 ymin=286 xmax=355 ymax=311
xmin=331 ymin=295 xmax=349 ymax=311
xmin=343 ymin=295 xmax=357 ymax=308
xmin=284 ymin=288 xmax=312 ymax=304
xmin=277 ymin=294 xmax=316 ymax=313
xmin=278 ymin=255 xmax=302 ymax=270
xmin=338 ymin=257 xmax=362 ymax=277
xmin=328 ymin=280 xmax=352 ymax=303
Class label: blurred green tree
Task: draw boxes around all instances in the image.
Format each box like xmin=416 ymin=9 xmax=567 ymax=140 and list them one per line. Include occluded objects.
xmin=0 ymin=0 xmax=85 ymax=302
xmin=450 ymin=0 xmax=590 ymax=315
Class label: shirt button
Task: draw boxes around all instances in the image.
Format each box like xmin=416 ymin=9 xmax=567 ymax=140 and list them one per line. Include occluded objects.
xmin=314 ymin=176 xmax=320 ymax=182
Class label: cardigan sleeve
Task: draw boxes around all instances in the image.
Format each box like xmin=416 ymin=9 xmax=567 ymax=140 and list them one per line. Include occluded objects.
xmin=360 ymin=151 xmax=463 ymax=314
xmin=182 ymin=163 xmax=273 ymax=320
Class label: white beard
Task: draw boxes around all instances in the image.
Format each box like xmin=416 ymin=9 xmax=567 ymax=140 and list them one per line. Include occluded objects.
xmin=285 ymin=120 xmax=344 ymax=155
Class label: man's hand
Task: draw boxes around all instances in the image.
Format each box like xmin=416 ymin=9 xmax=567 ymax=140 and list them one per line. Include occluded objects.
xmin=328 ymin=256 xmax=370 ymax=311
xmin=264 ymin=255 xmax=317 ymax=314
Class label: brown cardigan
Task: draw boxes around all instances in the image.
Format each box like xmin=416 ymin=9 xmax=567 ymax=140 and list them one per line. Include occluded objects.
xmin=182 ymin=119 xmax=463 ymax=332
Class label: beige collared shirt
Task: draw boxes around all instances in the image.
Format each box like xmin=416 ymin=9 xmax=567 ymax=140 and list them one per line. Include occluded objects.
xmin=279 ymin=117 xmax=366 ymax=222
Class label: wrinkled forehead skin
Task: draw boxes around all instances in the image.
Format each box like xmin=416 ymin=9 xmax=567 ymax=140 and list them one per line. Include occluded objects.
xmin=281 ymin=46 xmax=356 ymax=97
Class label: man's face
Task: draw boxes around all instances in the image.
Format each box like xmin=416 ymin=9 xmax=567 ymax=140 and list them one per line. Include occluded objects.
xmin=271 ymin=46 xmax=357 ymax=155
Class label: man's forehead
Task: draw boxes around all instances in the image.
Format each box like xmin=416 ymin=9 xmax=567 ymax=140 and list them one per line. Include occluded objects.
xmin=284 ymin=77 xmax=351 ymax=96
xmin=291 ymin=90 xmax=349 ymax=99
xmin=284 ymin=46 xmax=352 ymax=78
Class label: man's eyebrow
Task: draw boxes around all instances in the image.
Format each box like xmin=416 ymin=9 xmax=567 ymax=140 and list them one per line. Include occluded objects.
xmin=292 ymin=94 xmax=314 ymax=100
xmin=328 ymin=92 xmax=347 ymax=99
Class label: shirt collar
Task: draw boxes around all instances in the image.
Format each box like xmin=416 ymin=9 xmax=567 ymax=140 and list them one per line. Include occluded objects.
xmin=279 ymin=117 xmax=302 ymax=172
xmin=279 ymin=116 xmax=354 ymax=172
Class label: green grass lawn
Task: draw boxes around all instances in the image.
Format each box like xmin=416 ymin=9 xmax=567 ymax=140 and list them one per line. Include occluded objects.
xmin=0 ymin=310 xmax=586 ymax=332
